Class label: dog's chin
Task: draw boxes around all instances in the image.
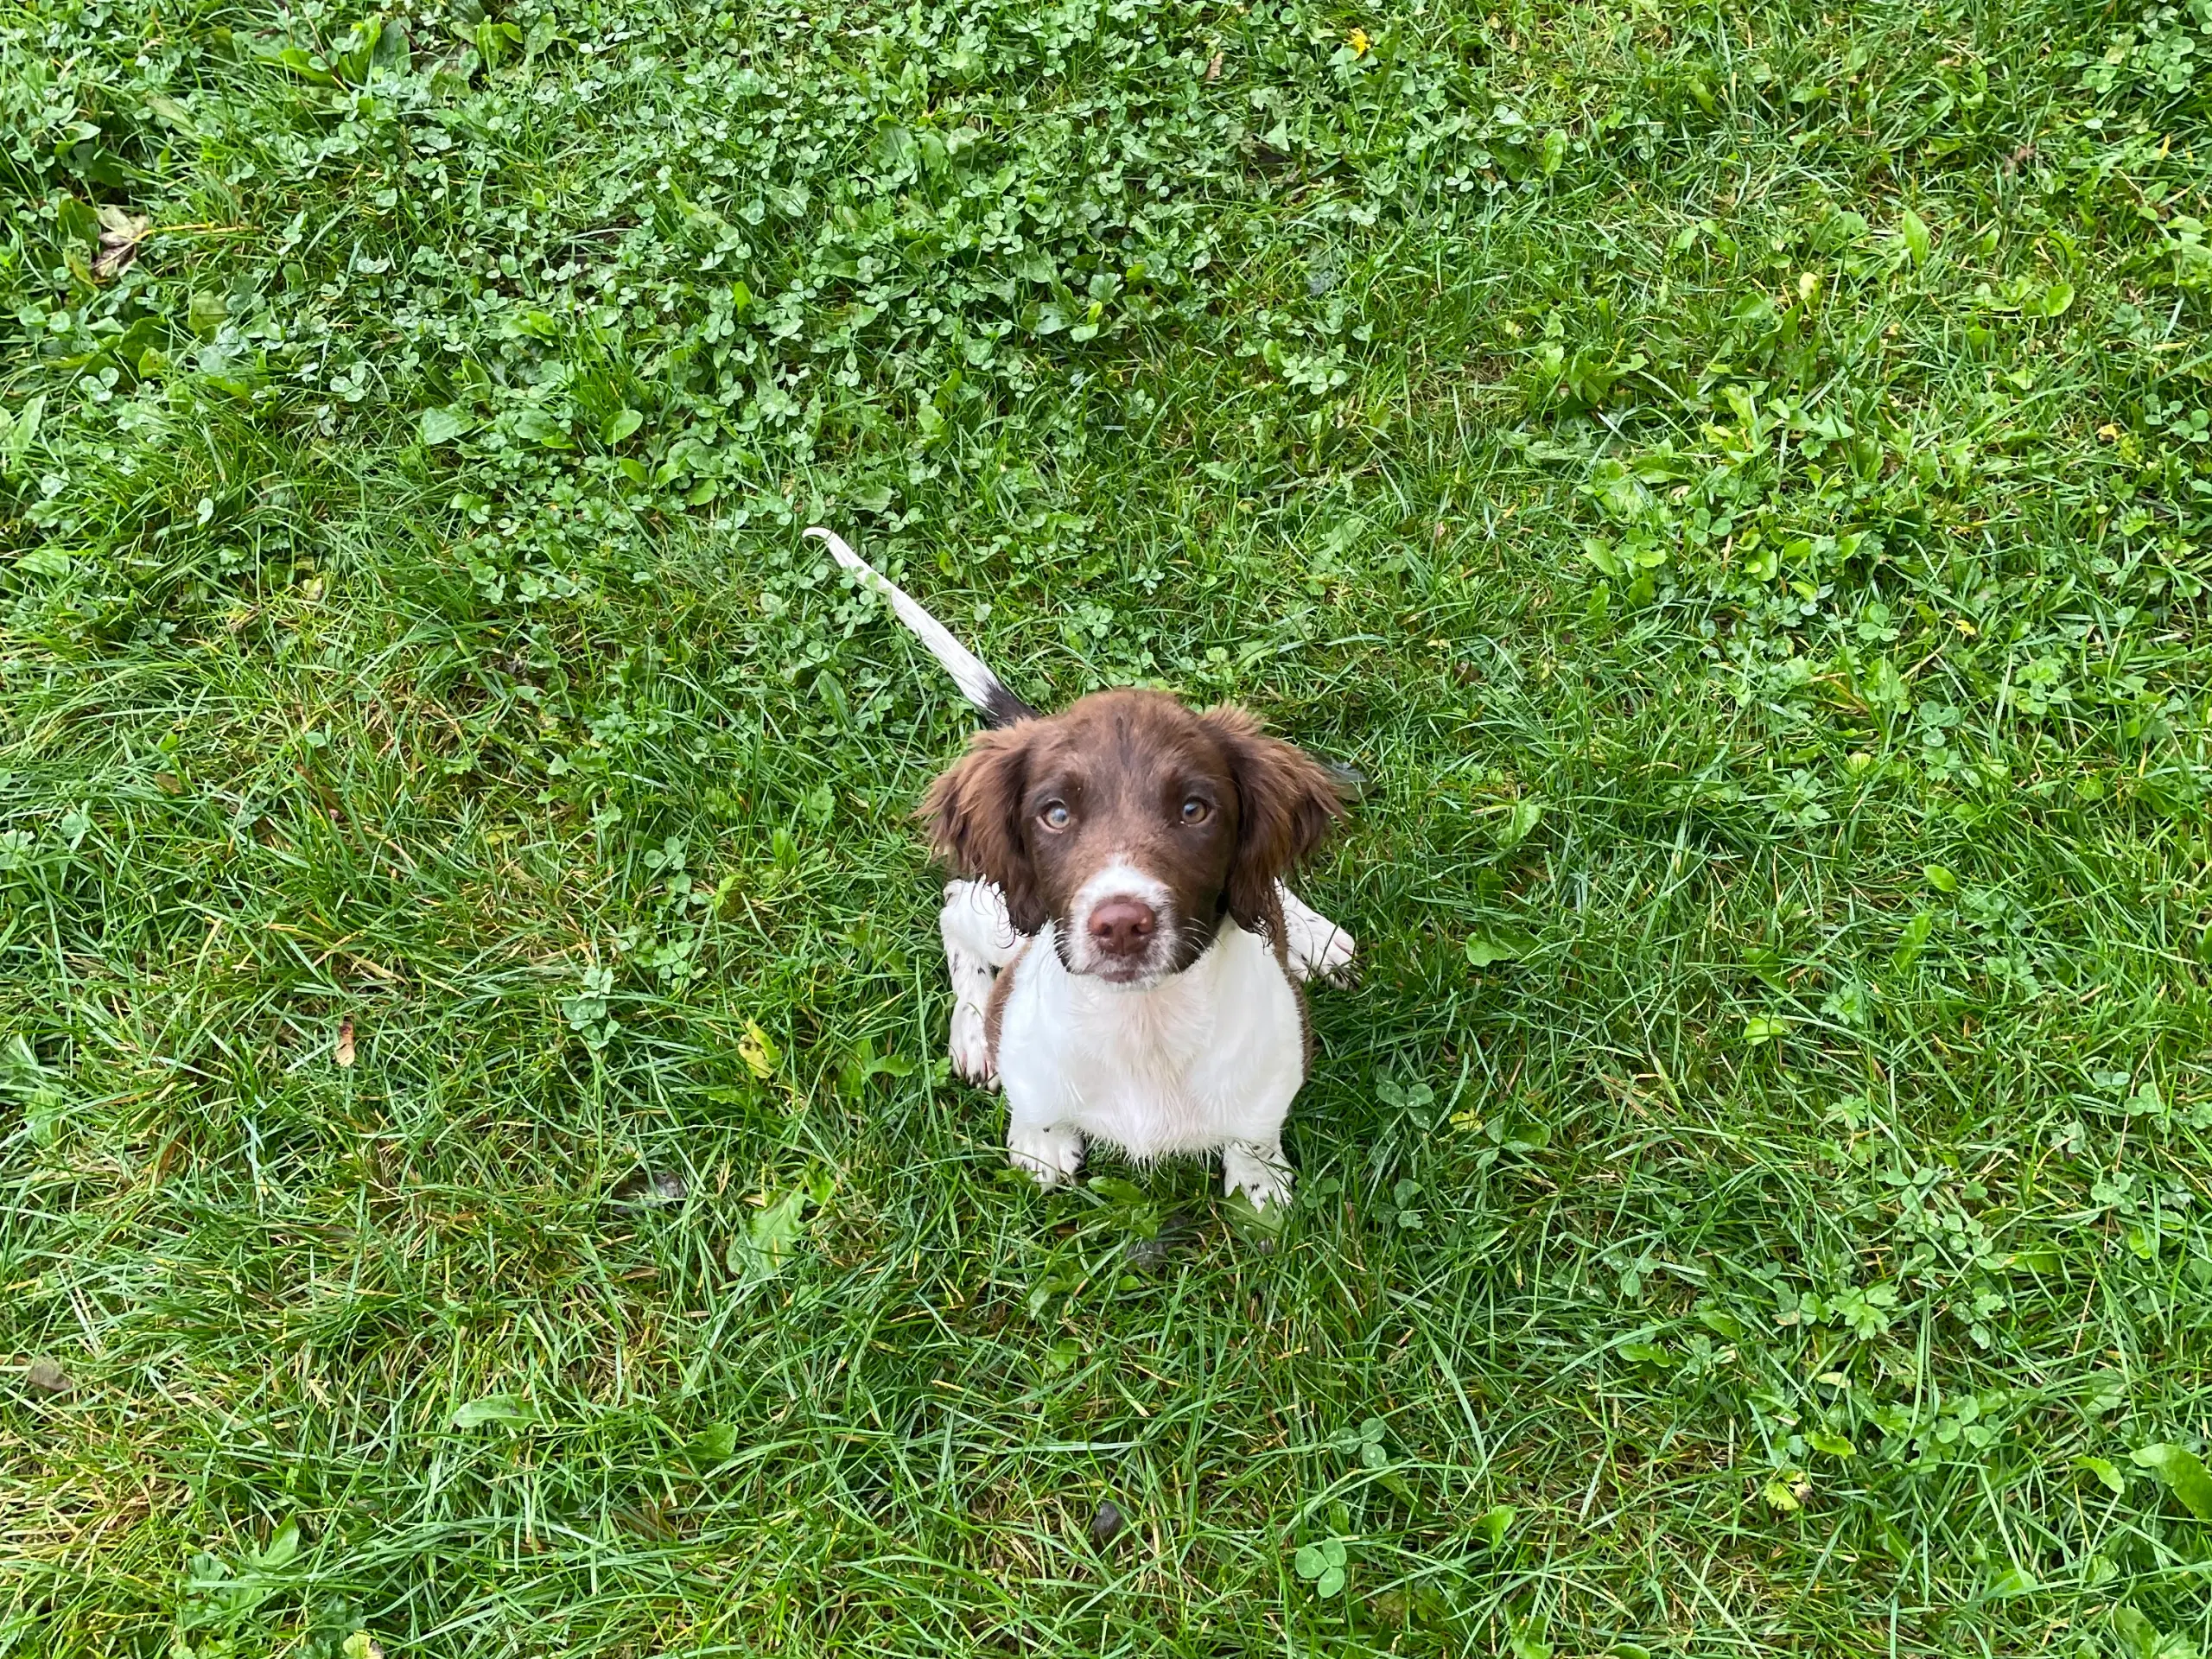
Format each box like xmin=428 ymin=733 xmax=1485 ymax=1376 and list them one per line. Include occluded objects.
xmin=1090 ymin=960 xmax=1166 ymax=989
xmin=1058 ymin=918 xmax=1223 ymax=988
xmin=1061 ymin=947 xmax=1171 ymax=989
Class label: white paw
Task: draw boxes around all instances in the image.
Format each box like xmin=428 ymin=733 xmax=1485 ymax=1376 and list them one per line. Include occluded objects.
xmin=1294 ymin=921 xmax=1357 ymax=986
xmin=950 ymin=1000 xmax=995 ymax=1087
xmin=1223 ymin=1142 xmax=1294 ymax=1210
xmin=1008 ymin=1122 xmax=1084 ymax=1188
xmin=1280 ymin=893 xmax=1357 ymax=987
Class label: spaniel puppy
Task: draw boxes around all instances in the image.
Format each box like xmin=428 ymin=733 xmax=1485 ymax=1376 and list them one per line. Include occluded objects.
xmin=809 ymin=529 xmax=1354 ymax=1209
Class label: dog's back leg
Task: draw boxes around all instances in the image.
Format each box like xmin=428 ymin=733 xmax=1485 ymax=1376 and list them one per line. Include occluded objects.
xmin=941 ymin=880 xmax=1023 ymax=1084
xmin=1277 ymin=883 xmax=1356 ymax=986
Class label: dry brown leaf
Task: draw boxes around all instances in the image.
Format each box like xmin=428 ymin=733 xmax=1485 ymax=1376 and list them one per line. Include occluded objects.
xmin=1204 ymin=51 xmax=1222 ymax=80
xmin=26 ymin=1357 xmax=73 ymax=1394
xmin=93 ymin=207 xmax=152 ymax=281
xmin=335 ymin=1017 xmax=356 ymax=1068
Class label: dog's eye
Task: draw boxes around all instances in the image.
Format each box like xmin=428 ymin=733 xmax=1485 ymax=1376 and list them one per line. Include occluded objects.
xmin=1180 ymin=798 xmax=1211 ymax=825
xmin=1039 ymin=802 xmax=1071 ymax=830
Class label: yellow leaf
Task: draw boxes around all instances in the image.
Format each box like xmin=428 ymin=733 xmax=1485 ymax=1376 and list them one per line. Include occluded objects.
xmin=1761 ymin=1469 xmax=1808 ymax=1511
xmin=740 ymin=1020 xmax=781 ymax=1079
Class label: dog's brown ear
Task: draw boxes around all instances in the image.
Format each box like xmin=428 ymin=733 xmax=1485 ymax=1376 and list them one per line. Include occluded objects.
xmin=1201 ymin=706 xmax=1347 ymax=935
xmin=919 ymin=727 xmax=1046 ymax=933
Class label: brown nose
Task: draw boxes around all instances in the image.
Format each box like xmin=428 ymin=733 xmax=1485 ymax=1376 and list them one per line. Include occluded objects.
xmin=1087 ymin=898 xmax=1158 ymax=958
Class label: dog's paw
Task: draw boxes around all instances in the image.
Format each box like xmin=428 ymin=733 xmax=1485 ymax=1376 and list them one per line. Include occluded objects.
xmin=1282 ymin=907 xmax=1357 ymax=987
xmin=1007 ymin=1122 xmax=1084 ymax=1188
xmin=1223 ymin=1142 xmax=1294 ymax=1211
xmin=949 ymin=1001 xmax=997 ymax=1087
xmin=1300 ymin=925 xmax=1357 ymax=987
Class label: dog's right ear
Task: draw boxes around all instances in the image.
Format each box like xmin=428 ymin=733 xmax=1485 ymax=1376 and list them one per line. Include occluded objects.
xmin=919 ymin=728 xmax=1046 ymax=933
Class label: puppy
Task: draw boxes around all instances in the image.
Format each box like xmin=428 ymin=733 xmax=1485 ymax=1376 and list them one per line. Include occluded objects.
xmin=809 ymin=528 xmax=1354 ymax=1208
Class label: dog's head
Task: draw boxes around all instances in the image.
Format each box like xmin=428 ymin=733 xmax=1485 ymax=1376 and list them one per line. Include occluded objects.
xmin=922 ymin=690 xmax=1345 ymax=986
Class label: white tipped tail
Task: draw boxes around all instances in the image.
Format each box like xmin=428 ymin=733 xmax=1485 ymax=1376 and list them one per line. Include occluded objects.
xmin=804 ymin=527 xmax=1034 ymax=727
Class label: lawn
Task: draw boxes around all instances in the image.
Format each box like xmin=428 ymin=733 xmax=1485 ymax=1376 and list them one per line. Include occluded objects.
xmin=4 ymin=0 xmax=2212 ymax=1651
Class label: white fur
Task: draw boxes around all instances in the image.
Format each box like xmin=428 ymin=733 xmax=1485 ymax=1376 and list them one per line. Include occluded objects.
xmin=939 ymin=878 xmax=1354 ymax=1206
xmin=1279 ymin=887 xmax=1357 ymax=985
xmin=999 ymin=921 xmax=1306 ymax=1205
xmin=940 ymin=879 xmax=1021 ymax=1086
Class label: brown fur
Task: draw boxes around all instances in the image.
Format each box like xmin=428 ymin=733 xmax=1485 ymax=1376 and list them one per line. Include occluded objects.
xmin=920 ymin=689 xmax=1344 ymax=967
xmin=982 ymin=937 xmax=1028 ymax=1072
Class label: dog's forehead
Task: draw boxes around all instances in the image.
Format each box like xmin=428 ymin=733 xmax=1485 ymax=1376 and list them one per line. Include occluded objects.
xmin=1037 ymin=690 xmax=1222 ymax=776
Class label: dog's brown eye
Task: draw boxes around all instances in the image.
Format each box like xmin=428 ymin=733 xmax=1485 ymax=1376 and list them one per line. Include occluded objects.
xmin=1180 ymin=798 xmax=1211 ymax=825
xmin=1039 ymin=802 xmax=1071 ymax=830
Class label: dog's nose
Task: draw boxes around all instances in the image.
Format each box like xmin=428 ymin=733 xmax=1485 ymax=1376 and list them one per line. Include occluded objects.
xmin=1087 ymin=898 xmax=1158 ymax=958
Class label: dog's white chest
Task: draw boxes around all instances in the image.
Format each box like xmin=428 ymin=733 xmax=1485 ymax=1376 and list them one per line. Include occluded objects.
xmin=997 ymin=925 xmax=1305 ymax=1160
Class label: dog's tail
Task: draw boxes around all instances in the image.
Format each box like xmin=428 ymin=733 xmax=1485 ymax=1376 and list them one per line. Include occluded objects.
xmin=804 ymin=526 xmax=1037 ymax=728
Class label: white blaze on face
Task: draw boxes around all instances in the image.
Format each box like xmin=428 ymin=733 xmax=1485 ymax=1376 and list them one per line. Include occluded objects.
xmin=1063 ymin=857 xmax=1179 ymax=984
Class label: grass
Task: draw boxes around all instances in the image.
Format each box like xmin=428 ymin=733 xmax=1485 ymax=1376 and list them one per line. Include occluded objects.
xmin=3 ymin=0 xmax=2212 ymax=1651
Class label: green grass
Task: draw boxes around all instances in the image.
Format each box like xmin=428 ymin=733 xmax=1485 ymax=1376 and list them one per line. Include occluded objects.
xmin=4 ymin=0 xmax=2212 ymax=1651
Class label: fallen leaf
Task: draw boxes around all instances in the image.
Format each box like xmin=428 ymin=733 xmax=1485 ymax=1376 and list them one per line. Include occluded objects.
xmin=93 ymin=207 xmax=152 ymax=280
xmin=26 ymin=1357 xmax=73 ymax=1394
xmin=452 ymin=1395 xmax=538 ymax=1429
xmin=155 ymin=771 xmax=185 ymax=795
xmin=334 ymin=1017 xmax=356 ymax=1067
xmin=739 ymin=1020 xmax=781 ymax=1079
xmin=1204 ymin=50 xmax=1222 ymax=80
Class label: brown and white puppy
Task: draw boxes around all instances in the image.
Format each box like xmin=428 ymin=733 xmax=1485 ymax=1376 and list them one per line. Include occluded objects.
xmin=809 ymin=528 xmax=1355 ymax=1207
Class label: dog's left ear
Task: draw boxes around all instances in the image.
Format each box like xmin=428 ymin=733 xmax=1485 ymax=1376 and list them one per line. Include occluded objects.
xmin=918 ymin=724 xmax=1048 ymax=933
xmin=1201 ymin=706 xmax=1348 ymax=934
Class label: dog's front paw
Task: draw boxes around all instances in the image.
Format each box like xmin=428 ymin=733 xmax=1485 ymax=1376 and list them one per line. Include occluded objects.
xmin=950 ymin=1001 xmax=997 ymax=1088
xmin=1223 ymin=1141 xmax=1294 ymax=1211
xmin=1007 ymin=1122 xmax=1084 ymax=1188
